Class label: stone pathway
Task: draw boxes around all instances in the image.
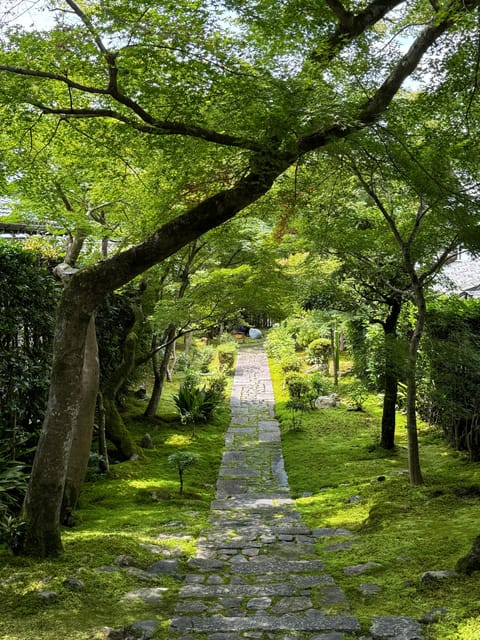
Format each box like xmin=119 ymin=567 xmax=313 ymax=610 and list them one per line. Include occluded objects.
xmin=168 ymin=343 xmax=423 ymax=640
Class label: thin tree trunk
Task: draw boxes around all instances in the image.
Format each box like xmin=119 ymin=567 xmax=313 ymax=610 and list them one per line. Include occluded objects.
xmin=406 ymin=287 xmax=425 ymax=485
xmin=61 ymin=315 xmax=99 ymax=525
xmin=167 ymin=339 xmax=176 ymax=382
xmin=144 ymin=324 xmax=177 ymax=418
xmin=103 ymin=307 xmax=143 ymax=459
xmin=97 ymin=391 xmax=110 ymax=473
xmin=380 ymin=299 xmax=402 ymax=450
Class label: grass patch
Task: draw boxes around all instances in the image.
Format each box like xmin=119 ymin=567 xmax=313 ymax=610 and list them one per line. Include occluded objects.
xmin=0 ymin=377 xmax=229 ymax=640
xmin=270 ymin=358 xmax=480 ymax=639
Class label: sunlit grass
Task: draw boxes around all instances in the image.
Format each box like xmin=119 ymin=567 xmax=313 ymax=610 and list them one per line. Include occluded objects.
xmin=270 ymin=357 xmax=480 ymax=639
xmin=0 ymin=374 xmax=229 ymax=640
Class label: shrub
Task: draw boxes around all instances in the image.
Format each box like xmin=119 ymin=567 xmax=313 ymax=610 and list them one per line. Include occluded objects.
xmin=0 ymin=514 xmax=25 ymax=554
xmin=198 ymin=345 xmax=215 ymax=373
xmin=0 ymin=461 xmax=29 ymax=514
xmin=307 ymin=338 xmax=331 ymax=372
xmin=173 ymin=376 xmax=225 ymax=435
xmin=0 ymin=242 xmax=58 ymax=462
xmin=217 ymin=343 xmax=237 ymax=374
xmin=168 ymin=451 xmax=198 ymax=496
xmin=284 ymin=373 xmax=310 ymax=400
xmin=280 ymin=355 xmax=302 ymax=373
xmin=265 ymin=325 xmax=296 ymax=362
xmin=308 ymin=371 xmax=332 ymax=396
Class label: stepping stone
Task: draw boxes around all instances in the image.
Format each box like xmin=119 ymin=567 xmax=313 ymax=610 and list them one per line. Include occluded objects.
xmin=170 ymin=612 xmax=360 ymax=633
xmin=344 ymin=562 xmax=382 ymax=576
xmin=122 ymin=587 xmax=168 ymax=605
xmin=359 ymin=583 xmax=382 ymax=595
xmin=370 ymin=616 xmax=423 ymax=639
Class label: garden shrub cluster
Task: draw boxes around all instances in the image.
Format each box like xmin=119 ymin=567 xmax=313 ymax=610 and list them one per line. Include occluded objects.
xmin=420 ymin=298 xmax=480 ymax=460
xmin=0 ymin=242 xmax=59 ymax=538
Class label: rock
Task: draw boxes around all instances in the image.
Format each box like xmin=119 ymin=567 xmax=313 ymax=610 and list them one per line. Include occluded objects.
xmin=122 ymin=567 xmax=159 ymax=581
xmin=248 ymin=328 xmax=262 ymax=339
xmin=37 ymin=590 xmax=57 ymax=603
xmin=324 ymin=541 xmax=354 ymax=552
xmin=126 ymin=620 xmax=159 ymax=639
xmin=314 ymin=394 xmax=340 ymax=409
xmin=359 ymin=583 xmax=382 ymax=595
xmin=63 ymin=576 xmax=84 ymax=591
xmin=419 ymin=608 xmax=448 ymax=623
xmin=146 ymin=559 xmax=179 ymax=574
xmin=370 ymin=616 xmax=423 ymax=639
xmin=377 ymin=475 xmax=386 ymax=482
xmin=344 ymin=562 xmax=382 ymax=576
xmin=456 ymin=534 xmax=480 ymax=575
xmin=122 ymin=587 xmax=168 ymax=605
xmin=247 ymin=597 xmax=272 ymax=610
xmin=114 ymin=555 xmax=137 ymax=567
xmin=348 ymin=495 xmax=361 ymax=504
xmin=103 ymin=628 xmax=125 ymax=640
xmin=139 ymin=433 xmax=154 ymax=449
xmin=421 ymin=570 xmax=456 ymax=583
xmin=271 ymin=596 xmax=313 ymax=613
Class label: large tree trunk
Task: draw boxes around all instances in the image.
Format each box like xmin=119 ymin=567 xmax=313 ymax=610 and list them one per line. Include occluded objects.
xmin=380 ymin=299 xmax=402 ymax=450
xmin=20 ymin=291 xmax=93 ymax=557
xmin=61 ymin=316 xmax=99 ymax=525
xmin=144 ymin=324 xmax=177 ymax=418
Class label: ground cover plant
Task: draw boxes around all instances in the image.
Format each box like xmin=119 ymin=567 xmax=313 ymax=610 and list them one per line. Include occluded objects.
xmin=270 ymin=358 xmax=480 ymax=640
xmin=0 ymin=376 xmax=229 ymax=640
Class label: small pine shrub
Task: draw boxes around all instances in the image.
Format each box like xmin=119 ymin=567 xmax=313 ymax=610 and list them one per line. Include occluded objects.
xmin=168 ymin=451 xmax=198 ymax=496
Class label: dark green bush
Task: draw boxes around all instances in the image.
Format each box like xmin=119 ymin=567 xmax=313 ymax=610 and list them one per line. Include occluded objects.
xmin=421 ymin=297 xmax=480 ymax=460
xmin=284 ymin=373 xmax=310 ymax=400
xmin=0 ymin=241 xmax=58 ymax=464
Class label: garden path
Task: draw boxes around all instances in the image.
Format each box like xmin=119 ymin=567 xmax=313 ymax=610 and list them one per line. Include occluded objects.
xmin=168 ymin=342 xmax=423 ymax=640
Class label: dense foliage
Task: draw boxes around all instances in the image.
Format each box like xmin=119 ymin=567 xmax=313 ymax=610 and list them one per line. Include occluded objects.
xmin=0 ymin=242 xmax=58 ymax=462
xmin=421 ymin=298 xmax=480 ymax=460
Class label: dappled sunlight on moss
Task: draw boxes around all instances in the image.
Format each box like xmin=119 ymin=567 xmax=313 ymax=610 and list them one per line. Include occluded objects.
xmin=164 ymin=433 xmax=192 ymax=446
xmin=269 ymin=353 xmax=480 ymax=638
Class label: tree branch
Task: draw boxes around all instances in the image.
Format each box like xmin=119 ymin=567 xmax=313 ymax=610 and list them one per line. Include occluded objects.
xmin=301 ymin=16 xmax=454 ymax=153
xmin=28 ymin=104 xmax=262 ymax=151
xmin=313 ymin=0 xmax=405 ymax=63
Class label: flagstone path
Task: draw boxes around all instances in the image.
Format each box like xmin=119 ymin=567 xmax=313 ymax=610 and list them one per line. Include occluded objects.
xmin=168 ymin=343 xmax=423 ymax=640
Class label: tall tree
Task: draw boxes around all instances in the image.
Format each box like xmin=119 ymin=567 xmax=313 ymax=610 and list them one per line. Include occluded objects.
xmin=0 ymin=0 xmax=478 ymax=555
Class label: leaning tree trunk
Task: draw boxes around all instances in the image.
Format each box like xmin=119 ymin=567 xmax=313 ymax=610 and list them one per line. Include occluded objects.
xmin=61 ymin=315 xmax=99 ymax=525
xmin=19 ymin=155 xmax=291 ymax=557
xmin=380 ymin=299 xmax=402 ymax=450
xmin=144 ymin=324 xmax=177 ymax=418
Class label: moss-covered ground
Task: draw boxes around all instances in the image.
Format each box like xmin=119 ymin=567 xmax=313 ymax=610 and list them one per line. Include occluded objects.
xmin=2 ymin=344 xmax=480 ymax=639
xmin=0 ymin=374 xmax=230 ymax=640
xmin=271 ymin=358 xmax=480 ymax=640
